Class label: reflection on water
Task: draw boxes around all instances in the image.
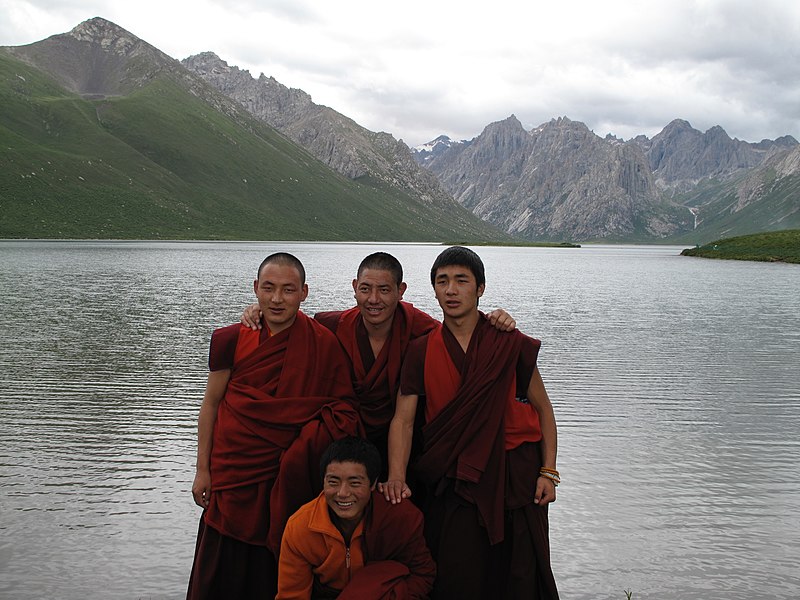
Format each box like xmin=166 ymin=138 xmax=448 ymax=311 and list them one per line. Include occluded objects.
xmin=1 ymin=241 xmax=798 ymax=599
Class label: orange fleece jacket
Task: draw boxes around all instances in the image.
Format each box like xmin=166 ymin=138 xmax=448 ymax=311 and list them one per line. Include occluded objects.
xmin=277 ymin=491 xmax=435 ymax=599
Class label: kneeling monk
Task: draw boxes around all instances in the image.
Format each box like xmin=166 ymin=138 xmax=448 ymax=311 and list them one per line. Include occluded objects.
xmin=277 ymin=437 xmax=435 ymax=599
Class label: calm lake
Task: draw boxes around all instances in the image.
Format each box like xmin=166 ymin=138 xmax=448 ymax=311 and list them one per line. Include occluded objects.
xmin=0 ymin=240 xmax=798 ymax=600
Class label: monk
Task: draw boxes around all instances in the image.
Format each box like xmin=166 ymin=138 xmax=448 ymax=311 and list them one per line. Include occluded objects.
xmin=187 ymin=252 xmax=362 ymax=600
xmin=384 ymin=246 xmax=560 ymax=600
xmin=241 ymin=251 xmax=516 ymax=478
xmin=277 ymin=436 xmax=435 ymax=599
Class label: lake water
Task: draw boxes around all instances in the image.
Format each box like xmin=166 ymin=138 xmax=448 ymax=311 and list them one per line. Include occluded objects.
xmin=0 ymin=241 xmax=798 ymax=600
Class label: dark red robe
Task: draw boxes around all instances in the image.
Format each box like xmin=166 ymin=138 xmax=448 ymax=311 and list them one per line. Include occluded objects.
xmin=316 ymin=301 xmax=437 ymax=438
xmin=316 ymin=302 xmax=437 ymax=481
xmin=187 ymin=311 xmax=361 ymax=600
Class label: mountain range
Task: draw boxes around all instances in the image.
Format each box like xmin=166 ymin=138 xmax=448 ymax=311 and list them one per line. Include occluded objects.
xmin=2 ymin=17 xmax=798 ymax=243
xmin=413 ymin=117 xmax=799 ymax=241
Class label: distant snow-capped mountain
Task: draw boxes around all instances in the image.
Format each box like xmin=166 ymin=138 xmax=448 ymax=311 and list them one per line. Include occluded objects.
xmin=413 ymin=135 xmax=470 ymax=162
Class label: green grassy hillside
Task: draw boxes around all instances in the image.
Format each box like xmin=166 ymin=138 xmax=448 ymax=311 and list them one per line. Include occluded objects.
xmin=0 ymin=52 xmax=508 ymax=241
xmin=667 ymin=173 xmax=800 ymax=245
xmin=680 ymin=229 xmax=800 ymax=263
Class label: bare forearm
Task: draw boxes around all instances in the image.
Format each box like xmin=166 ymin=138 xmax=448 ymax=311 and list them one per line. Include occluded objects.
xmin=196 ymin=403 xmax=217 ymax=469
xmin=538 ymin=403 xmax=558 ymax=469
xmin=387 ymin=417 xmax=413 ymax=481
xmin=195 ymin=369 xmax=230 ymax=469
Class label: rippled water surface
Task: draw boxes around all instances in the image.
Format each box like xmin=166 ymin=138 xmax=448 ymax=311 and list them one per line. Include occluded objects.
xmin=1 ymin=241 xmax=798 ymax=599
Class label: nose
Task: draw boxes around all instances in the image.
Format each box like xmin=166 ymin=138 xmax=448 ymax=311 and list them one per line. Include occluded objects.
xmin=271 ymin=289 xmax=283 ymax=304
xmin=368 ymin=287 xmax=380 ymax=303
xmin=445 ymin=279 xmax=457 ymax=295
xmin=337 ymin=483 xmax=351 ymax=497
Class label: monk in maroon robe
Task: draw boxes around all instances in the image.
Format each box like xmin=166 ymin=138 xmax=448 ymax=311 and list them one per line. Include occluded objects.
xmin=188 ymin=253 xmax=361 ymax=600
xmin=385 ymin=246 xmax=560 ymax=600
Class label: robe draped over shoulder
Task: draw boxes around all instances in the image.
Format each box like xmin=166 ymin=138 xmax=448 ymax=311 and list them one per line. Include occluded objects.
xmin=318 ymin=302 xmax=437 ymax=438
xmin=415 ymin=316 xmax=524 ymax=545
xmin=206 ymin=311 xmax=362 ymax=554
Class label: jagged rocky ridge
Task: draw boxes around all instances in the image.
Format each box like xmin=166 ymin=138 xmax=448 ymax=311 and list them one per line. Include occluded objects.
xmin=417 ymin=116 xmax=683 ymax=240
xmin=182 ymin=52 xmax=457 ymax=211
xmin=416 ymin=116 xmax=798 ymax=240
xmin=631 ymin=118 xmax=797 ymax=192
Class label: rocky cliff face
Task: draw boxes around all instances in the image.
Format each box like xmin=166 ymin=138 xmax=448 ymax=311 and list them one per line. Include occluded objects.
xmin=735 ymin=145 xmax=800 ymax=212
xmin=633 ymin=119 xmax=797 ymax=191
xmin=422 ymin=116 xmax=683 ymax=240
xmin=182 ymin=52 xmax=457 ymax=209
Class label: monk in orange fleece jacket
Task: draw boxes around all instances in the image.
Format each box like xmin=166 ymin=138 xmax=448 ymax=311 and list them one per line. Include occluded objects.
xmin=277 ymin=437 xmax=435 ymax=599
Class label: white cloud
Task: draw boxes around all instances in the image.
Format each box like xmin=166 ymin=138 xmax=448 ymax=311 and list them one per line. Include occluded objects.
xmin=2 ymin=0 xmax=799 ymax=145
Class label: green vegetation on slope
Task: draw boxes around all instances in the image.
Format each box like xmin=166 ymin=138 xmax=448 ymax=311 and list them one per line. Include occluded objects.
xmin=680 ymin=229 xmax=800 ymax=263
xmin=667 ymin=173 xmax=800 ymax=245
xmin=0 ymin=52 xmax=509 ymax=242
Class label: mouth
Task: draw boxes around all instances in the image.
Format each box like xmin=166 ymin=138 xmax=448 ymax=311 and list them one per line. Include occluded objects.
xmin=335 ymin=500 xmax=355 ymax=509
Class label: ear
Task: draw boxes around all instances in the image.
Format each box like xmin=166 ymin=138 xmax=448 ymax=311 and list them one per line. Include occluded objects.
xmin=352 ymin=278 xmax=358 ymax=294
xmin=253 ymin=279 xmax=259 ymax=295
xmin=398 ymin=281 xmax=407 ymax=299
xmin=369 ymin=480 xmax=378 ymax=491
xmin=477 ymin=283 xmax=485 ymax=298
xmin=300 ymin=283 xmax=309 ymax=302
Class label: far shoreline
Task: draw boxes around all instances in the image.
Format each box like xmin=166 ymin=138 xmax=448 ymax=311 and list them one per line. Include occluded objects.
xmin=680 ymin=229 xmax=800 ymax=264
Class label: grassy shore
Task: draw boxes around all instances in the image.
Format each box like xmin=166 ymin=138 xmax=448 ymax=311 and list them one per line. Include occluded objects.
xmin=680 ymin=229 xmax=800 ymax=263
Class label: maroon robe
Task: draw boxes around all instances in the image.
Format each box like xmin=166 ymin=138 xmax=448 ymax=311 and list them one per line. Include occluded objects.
xmin=188 ymin=311 xmax=362 ymax=600
xmin=316 ymin=301 xmax=437 ymax=438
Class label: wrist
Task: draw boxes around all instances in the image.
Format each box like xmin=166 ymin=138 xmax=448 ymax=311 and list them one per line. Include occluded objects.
xmin=539 ymin=467 xmax=560 ymax=486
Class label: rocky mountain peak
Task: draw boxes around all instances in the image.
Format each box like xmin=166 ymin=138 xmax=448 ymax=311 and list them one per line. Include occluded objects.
xmin=5 ymin=16 xmax=180 ymax=97
xmin=66 ymin=17 xmax=172 ymax=65
xmin=69 ymin=17 xmax=129 ymax=43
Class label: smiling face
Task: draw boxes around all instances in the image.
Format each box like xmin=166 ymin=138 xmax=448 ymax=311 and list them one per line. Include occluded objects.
xmin=352 ymin=268 xmax=407 ymax=330
xmin=323 ymin=460 xmax=375 ymax=528
xmin=253 ymin=262 xmax=308 ymax=334
xmin=433 ymin=264 xmax=484 ymax=321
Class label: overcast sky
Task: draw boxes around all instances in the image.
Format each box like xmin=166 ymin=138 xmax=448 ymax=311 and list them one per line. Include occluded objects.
xmin=2 ymin=0 xmax=799 ymax=146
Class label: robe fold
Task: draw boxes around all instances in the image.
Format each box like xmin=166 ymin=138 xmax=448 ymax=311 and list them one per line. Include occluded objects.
xmin=335 ymin=561 xmax=410 ymax=600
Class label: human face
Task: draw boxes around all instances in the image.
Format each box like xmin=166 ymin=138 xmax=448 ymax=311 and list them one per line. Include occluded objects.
xmin=433 ymin=265 xmax=484 ymax=321
xmin=323 ymin=461 xmax=375 ymax=527
xmin=352 ymin=268 xmax=407 ymax=329
xmin=253 ymin=262 xmax=308 ymax=334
